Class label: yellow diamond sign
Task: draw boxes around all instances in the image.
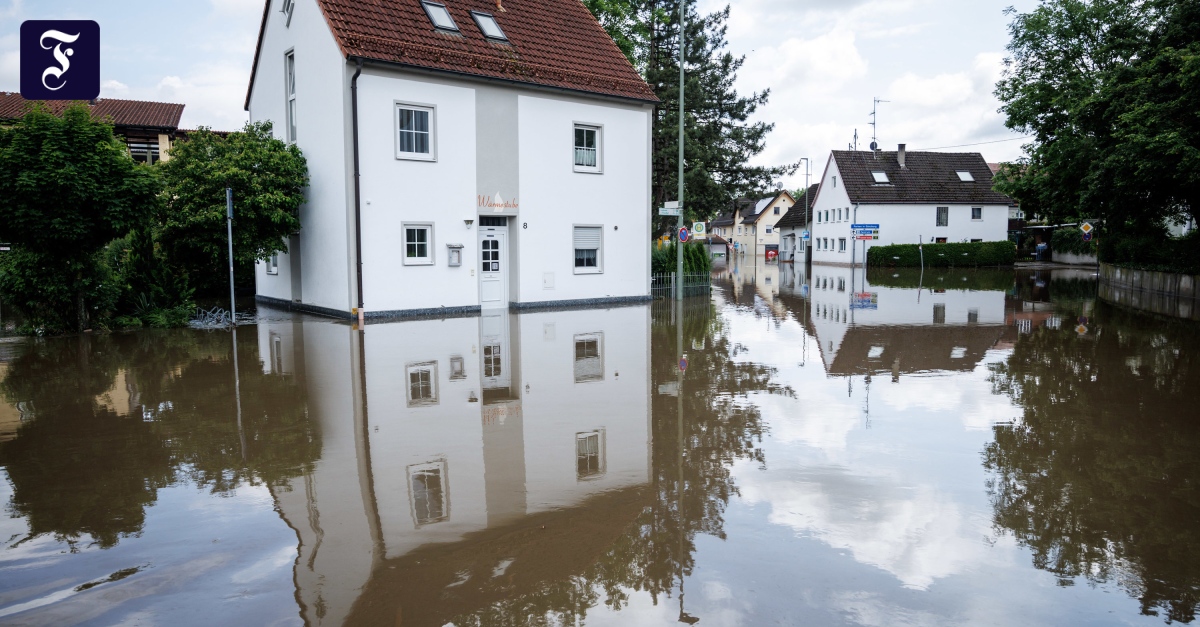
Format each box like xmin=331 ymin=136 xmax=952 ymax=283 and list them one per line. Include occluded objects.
xmin=1081 ymin=222 xmax=1094 ymax=234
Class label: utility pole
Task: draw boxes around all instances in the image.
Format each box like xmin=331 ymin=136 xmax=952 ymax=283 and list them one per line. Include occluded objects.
xmin=226 ymin=187 xmax=236 ymax=326
xmin=676 ymin=0 xmax=685 ymax=302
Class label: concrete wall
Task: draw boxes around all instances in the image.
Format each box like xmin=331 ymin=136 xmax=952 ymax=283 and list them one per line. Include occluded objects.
xmin=1053 ymin=251 xmax=1098 ymax=266
xmin=1099 ymin=262 xmax=1200 ymax=320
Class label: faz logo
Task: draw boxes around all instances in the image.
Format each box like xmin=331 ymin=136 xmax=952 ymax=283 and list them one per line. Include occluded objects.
xmin=20 ymin=20 xmax=100 ymax=100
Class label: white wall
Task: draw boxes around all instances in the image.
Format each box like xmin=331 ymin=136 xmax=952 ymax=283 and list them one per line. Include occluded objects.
xmin=809 ymin=156 xmax=1009 ymax=265
xmin=517 ymin=94 xmax=651 ymax=303
xmin=249 ymin=0 xmax=355 ymax=313
xmin=357 ymin=72 xmax=480 ymax=313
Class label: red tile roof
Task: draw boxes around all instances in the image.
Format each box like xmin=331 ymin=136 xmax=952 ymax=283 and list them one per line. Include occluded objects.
xmin=248 ymin=0 xmax=656 ymax=107
xmin=0 ymin=93 xmax=185 ymax=130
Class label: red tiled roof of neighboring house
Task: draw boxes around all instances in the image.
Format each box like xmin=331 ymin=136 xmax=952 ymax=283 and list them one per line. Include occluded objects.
xmin=831 ymin=150 xmax=1014 ymax=206
xmin=246 ymin=0 xmax=657 ymax=109
xmin=0 ymin=93 xmax=185 ymax=130
xmin=988 ymin=162 xmax=1002 ymax=175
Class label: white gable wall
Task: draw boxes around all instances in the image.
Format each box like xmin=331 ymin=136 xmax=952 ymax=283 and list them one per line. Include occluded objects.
xmin=250 ymin=0 xmax=355 ymax=312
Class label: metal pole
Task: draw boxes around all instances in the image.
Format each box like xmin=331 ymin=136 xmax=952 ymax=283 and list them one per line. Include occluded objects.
xmin=226 ymin=187 xmax=236 ymax=326
xmin=675 ymin=0 xmax=685 ymax=301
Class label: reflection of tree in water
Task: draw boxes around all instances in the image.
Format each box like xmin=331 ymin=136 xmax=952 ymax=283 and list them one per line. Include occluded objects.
xmin=986 ymin=302 xmax=1200 ymax=623
xmin=0 ymin=329 xmax=318 ymax=549
xmin=449 ymin=301 xmax=791 ymax=625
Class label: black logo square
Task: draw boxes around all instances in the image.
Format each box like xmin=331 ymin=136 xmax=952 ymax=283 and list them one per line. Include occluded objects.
xmin=20 ymin=20 xmax=101 ymax=101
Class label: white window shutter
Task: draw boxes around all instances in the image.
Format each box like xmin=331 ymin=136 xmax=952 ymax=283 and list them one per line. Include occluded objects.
xmin=574 ymin=226 xmax=601 ymax=249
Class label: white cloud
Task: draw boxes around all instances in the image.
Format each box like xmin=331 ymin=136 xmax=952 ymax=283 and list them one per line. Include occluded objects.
xmin=101 ymin=78 xmax=129 ymax=96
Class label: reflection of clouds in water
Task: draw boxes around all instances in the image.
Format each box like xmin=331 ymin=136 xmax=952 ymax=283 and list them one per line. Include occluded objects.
xmin=833 ymin=591 xmax=952 ymax=627
xmin=752 ymin=391 xmax=859 ymax=459
xmin=737 ymin=465 xmax=990 ymax=590
xmin=877 ymin=351 xmax=1019 ymax=432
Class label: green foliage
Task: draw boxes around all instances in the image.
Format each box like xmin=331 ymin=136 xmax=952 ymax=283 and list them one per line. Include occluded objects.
xmin=995 ymin=0 xmax=1199 ymax=238
xmin=0 ymin=103 xmax=161 ymax=332
xmin=866 ymin=241 xmax=1016 ymax=268
xmin=651 ymin=240 xmax=711 ymax=274
xmin=1099 ymin=229 xmax=1200 ymax=275
xmin=159 ymin=122 xmax=307 ymax=295
xmin=583 ymin=0 xmax=796 ymax=231
xmin=1050 ymin=227 xmax=1099 ymax=257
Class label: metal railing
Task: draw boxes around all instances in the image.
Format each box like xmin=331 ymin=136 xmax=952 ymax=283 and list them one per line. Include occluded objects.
xmin=651 ymin=273 xmax=712 ymax=299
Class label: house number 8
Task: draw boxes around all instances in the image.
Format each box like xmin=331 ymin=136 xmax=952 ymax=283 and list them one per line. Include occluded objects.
xmin=523 ymin=222 xmax=528 ymax=229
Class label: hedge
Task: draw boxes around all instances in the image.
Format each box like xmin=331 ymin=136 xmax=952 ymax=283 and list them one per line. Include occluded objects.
xmin=866 ymin=267 xmax=1017 ymax=291
xmin=651 ymin=241 xmax=712 ymax=274
xmin=1051 ymin=227 xmax=1099 ymax=256
xmin=866 ymin=241 xmax=1016 ymax=268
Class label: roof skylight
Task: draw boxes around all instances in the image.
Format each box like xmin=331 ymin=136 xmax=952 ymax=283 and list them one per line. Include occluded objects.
xmin=871 ymin=171 xmax=889 ymax=184
xmin=421 ymin=1 xmax=459 ymax=32
xmin=956 ymin=170 xmax=975 ymax=182
xmin=471 ymin=11 xmax=508 ymax=41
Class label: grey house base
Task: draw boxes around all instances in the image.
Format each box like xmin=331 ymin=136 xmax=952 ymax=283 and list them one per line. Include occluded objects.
xmin=256 ymin=294 xmax=651 ymax=322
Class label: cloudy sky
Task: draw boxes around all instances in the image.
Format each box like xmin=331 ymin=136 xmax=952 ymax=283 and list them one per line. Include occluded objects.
xmin=1 ymin=0 xmax=1037 ymax=189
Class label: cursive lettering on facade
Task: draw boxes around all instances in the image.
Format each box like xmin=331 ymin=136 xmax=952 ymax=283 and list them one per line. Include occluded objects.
xmin=477 ymin=195 xmax=519 ymax=210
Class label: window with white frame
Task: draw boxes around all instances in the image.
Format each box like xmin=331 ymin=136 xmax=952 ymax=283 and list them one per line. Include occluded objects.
xmin=404 ymin=224 xmax=434 ymax=265
xmin=972 ymin=207 xmax=983 ymax=220
xmin=871 ymin=171 xmax=889 ymax=183
xmin=266 ymin=252 xmax=279 ymax=275
xmin=396 ymin=104 xmax=435 ymax=160
xmin=574 ymin=225 xmax=602 ymax=273
xmin=281 ymin=0 xmax=295 ymax=26
xmin=956 ymin=170 xmax=975 ymax=182
xmin=574 ymin=124 xmax=601 ymax=172
xmin=766 ymin=226 xmax=773 ymax=234
xmin=936 ymin=206 xmax=949 ymax=227
xmin=285 ymin=51 xmax=296 ymax=142
xmin=406 ymin=361 xmax=439 ymax=406
xmin=574 ymin=333 xmax=603 ymax=383
xmin=408 ymin=461 xmax=448 ymax=526
xmin=839 ymin=238 xmax=846 ymax=252
xmin=774 ymin=206 xmax=781 ymax=215
xmin=576 ymin=430 xmax=605 ymax=479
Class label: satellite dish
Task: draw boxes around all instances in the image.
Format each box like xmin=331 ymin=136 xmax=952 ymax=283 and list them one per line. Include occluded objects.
xmin=869 ymin=141 xmax=879 ymax=151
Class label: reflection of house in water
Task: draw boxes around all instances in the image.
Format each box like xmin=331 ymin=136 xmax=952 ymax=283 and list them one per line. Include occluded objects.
xmin=800 ymin=264 xmax=1008 ymax=377
xmin=258 ymin=305 xmax=651 ymax=626
xmin=713 ymin=255 xmax=787 ymax=318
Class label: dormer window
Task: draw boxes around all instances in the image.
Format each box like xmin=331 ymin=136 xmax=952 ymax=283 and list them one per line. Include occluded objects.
xmin=471 ymin=12 xmax=507 ymax=41
xmin=422 ymin=1 xmax=459 ymax=32
xmin=871 ymin=171 xmax=889 ymax=183
xmin=956 ymin=171 xmax=974 ymax=182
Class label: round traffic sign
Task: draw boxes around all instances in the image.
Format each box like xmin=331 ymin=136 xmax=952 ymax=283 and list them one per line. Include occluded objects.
xmin=679 ymin=357 xmax=689 ymax=371
xmin=679 ymin=227 xmax=690 ymax=242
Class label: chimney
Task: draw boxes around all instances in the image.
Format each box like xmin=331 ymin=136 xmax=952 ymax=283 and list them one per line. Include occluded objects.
xmin=496 ymin=0 xmax=506 ymax=11
xmin=897 ymin=144 xmax=907 ymax=169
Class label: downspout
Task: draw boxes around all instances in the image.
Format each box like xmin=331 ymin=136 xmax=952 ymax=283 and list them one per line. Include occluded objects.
xmin=350 ymin=58 xmax=365 ymax=325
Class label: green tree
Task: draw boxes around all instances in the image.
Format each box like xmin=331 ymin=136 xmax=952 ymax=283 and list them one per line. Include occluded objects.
xmin=994 ymin=0 xmax=1199 ymax=248
xmin=585 ymin=0 xmax=797 ymax=233
xmin=0 ymin=103 xmax=161 ymax=332
xmin=158 ymin=122 xmax=308 ymax=295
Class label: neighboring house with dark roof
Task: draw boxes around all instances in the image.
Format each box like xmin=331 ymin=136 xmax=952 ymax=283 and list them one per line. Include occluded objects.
xmin=729 ymin=190 xmax=795 ymax=259
xmin=245 ymin=0 xmax=657 ymax=318
xmin=810 ymin=145 xmax=1014 ymax=265
xmin=0 ymin=93 xmax=185 ymax=164
xmin=777 ymin=183 xmax=818 ymax=263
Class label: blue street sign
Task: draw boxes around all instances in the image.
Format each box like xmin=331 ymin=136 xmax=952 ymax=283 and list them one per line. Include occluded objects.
xmin=801 ymin=230 xmax=811 ymax=241
xmin=851 ymin=223 xmax=880 ymax=229
xmin=679 ymin=227 xmax=690 ymax=242
xmin=679 ymin=357 xmax=689 ymax=371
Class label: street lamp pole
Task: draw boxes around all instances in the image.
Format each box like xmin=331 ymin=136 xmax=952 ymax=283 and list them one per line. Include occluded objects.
xmin=675 ymin=0 xmax=686 ymax=302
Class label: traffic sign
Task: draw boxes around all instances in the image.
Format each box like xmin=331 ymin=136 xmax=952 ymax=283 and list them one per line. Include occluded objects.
xmin=679 ymin=357 xmax=689 ymax=371
xmin=1081 ymin=222 xmax=1094 ymax=234
xmin=659 ymin=207 xmax=681 ymax=217
xmin=693 ymin=222 xmax=706 ymax=235
xmin=1083 ymin=232 xmax=1092 ymax=242
xmin=678 ymin=227 xmax=690 ymax=242
xmin=664 ymin=201 xmax=679 ymax=209
xmin=801 ymin=230 xmax=811 ymax=241
xmin=851 ymin=223 xmax=880 ymax=229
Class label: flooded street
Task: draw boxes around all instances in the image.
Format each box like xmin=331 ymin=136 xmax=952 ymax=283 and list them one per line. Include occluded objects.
xmin=1 ymin=262 xmax=1198 ymax=626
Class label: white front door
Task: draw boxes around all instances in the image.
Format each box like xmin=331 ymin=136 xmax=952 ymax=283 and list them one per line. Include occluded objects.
xmin=479 ymin=310 xmax=511 ymax=394
xmin=479 ymin=227 xmax=508 ymax=309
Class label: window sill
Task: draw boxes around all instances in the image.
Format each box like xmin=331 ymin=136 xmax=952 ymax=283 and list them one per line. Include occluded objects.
xmin=396 ymin=152 xmax=437 ymax=162
xmin=573 ymin=267 xmax=603 ymax=275
xmin=573 ymin=166 xmax=603 ymax=175
xmin=403 ymin=259 xmax=435 ymax=266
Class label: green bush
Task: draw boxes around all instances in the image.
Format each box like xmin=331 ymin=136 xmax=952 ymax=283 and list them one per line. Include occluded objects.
xmin=1099 ymin=229 xmax=1200 ymax=275
xmin=866 ymin=241 xmax=1016 ymax=268
xmin=652 ymin=241 xmax=712 ymax=274
xmin=866 ymin=267 xmax=1017 ymax=291
xmin=1051 ymin=227 xmax=1099 ymax=256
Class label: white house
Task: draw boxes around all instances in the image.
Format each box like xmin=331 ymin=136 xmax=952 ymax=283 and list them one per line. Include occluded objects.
xmin=245 ymin=0 xmax=656 ymax=319
xmin=809 ymin=146 xmax=1014 ymax=265
xmin=777 ymin=183 xmax=818 ymax=263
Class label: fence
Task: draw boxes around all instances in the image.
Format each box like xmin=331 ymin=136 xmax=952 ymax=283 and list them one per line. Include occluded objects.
xmin=651 ymin=273 xmax=712 ymax=299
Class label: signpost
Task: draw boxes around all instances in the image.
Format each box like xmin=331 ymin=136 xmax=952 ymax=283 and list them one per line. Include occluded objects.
xmin=851 ymin=292 xmax=879 ymax=310
xmin=679 ymin=357 xmax=689 ymax=372
xmin=659 ymin=200 xmax=681 ymax=217
xmin=801 ymin=230 xmax=810 ymax=241
xmin=678 ymin=227 xmax=690 ymax=243
xmin=1081 ymin=221 xmax=1094 ymax=243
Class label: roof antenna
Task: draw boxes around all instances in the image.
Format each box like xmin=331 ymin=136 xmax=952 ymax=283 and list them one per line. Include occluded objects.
xmin=869 ymin=97 xmax=890 ymax=153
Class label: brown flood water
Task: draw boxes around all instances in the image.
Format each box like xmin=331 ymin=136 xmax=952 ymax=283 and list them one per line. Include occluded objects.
xmin=0 ymin=263 xmax=1198 ymax=626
